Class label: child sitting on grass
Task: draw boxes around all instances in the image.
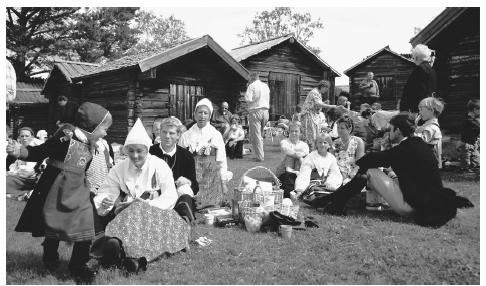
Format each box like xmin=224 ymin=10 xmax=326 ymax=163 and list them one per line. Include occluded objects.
xmin=461 ymin=99 xmax=480 ymax=172
xmin=414 ymin=97 xmax=444 ymax=168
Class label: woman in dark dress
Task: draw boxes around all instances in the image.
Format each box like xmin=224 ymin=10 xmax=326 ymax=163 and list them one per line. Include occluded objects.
xmin=149 ymin=117 xmax=198 ymax=222
xmin=399 ymin=44 xmax=437 ymax=114
xmin=7 ymin=102 xmax=112 ymax=283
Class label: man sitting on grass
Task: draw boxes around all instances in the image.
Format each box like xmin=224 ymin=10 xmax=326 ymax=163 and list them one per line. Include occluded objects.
xmin=314 ymin=113 xmax=473 ymax=227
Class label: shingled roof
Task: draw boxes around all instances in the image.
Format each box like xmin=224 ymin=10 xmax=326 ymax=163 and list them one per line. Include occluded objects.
xmin=52 ymin=60 xmax=100 ymax=83
xmin=230 ymin=34 xmax=341 ymax=76
xmin=343 ymin=46 xmax=415 ymax=75
xmin=13 ymin=82 xmax=48 ymax=104
xmin=73 ymin=35 xmax=249 ymax=81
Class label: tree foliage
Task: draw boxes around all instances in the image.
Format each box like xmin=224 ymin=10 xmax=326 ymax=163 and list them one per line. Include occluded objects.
xmin=238 ymin=7 xmax=324 ymax=55
xmin=6 ymin=7 xmax=190 ymax=79
xmin=126 ymin=10 xmax=189 ymax=55
xmin=6 ymin=7 xmax=78 ymax=80
xmin=67 ymin=7 xmax=140 ymax=63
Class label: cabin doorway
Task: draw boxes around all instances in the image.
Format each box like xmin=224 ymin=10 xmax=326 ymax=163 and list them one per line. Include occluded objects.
xmin=375 ymin=75 xmax=396 ymax=101
xmin=169 ymin=84 xmax=204 ymax=122
xmin=268 ymin=72 xmax=301 ymax=119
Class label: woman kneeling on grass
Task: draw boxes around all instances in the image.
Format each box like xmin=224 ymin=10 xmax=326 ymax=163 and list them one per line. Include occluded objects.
xmin=92 ymin=119 xmax=190 ymax=269
xmin=292 ymin=134 xmax=343 ymax=202
xmin=178 ymin=98 xmax=232 ymax=207
xmin=275 ymin=121 xmax=310 ymax=198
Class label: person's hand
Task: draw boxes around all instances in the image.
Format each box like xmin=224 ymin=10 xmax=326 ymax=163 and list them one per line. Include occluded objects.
xmin=228 ymin=140 xmax=236 ymax=147
xmin=101 ymin=197 xmax=115 ymax=210
xmin=387 ymin=171 xmax=398 ymax=179
xmin=175 ymin=176 xmax=192 ymax=187
xmin=6 ymin=139 xmax=21 ymax=158
xmin=337 ymin=105 xmax=348 ymax=113
xmin=56 ymin=120 xmax=61 ymax=127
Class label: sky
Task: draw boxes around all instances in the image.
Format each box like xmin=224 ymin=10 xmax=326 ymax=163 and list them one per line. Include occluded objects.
xmin=146 ymin=7 xmax=445 ymax=85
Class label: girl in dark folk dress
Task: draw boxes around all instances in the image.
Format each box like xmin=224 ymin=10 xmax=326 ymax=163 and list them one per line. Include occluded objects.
xmin=7 ymin=102 xmax=112 ymax=283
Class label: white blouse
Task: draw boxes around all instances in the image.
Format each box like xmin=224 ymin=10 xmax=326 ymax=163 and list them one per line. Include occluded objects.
xmin=178 ymin=123 xmax=227 ymax=170
xmin=294 ymin=151 xmax=343 ymax=192
xmin=93 ymin=154 xmax=178 ymax=216
xmin=275 ymin=139 xmax=309 ymax=176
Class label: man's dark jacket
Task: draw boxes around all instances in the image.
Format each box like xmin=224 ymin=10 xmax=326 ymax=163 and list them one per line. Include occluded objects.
xmin=399 ymin=62 xmax=437 ymax=113
xmin=357 ymin=136 xmax=472 ymax=226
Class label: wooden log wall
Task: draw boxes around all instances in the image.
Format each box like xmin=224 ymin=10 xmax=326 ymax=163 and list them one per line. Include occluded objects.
xmin=78 ymin=71 xmax=131 ymax=144
xmin=238 ymin=41 xmax=337 ymax=118
xmin=347 ymin=51 xmax=415 ymax=110
xmin=138 ymin=47 xmax=246 ymax=132
xmin=426 ymin=8 xmax=479 ymax=132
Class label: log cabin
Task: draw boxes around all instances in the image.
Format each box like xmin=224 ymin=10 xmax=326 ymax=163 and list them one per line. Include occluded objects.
xmin=9 ymin=81 xmax=49 ymax=136
xmin=230 ymin=35 xmax=340 ymax=120
xmin=66 ymin=35 xmax=249 ymax=143
xmin=41 ymin=60 xmax=100 ymax=133
xmin=343 ymin=46 xmax=416 ymax=110
xmin=410 ymin=7 xmax=479 ymax=132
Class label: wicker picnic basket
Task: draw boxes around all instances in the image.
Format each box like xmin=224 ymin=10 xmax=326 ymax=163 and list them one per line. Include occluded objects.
xmin=232 ymin=166 xmax=284 ymax=221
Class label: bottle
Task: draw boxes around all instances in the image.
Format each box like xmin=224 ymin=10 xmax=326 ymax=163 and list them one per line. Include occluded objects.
xmin=254 ymin=181 xmax=263 ymax=203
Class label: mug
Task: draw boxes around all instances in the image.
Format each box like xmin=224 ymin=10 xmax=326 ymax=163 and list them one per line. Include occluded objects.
xmin=204 ymin=214 xmax=214 ymax=225
xmin=279 ymin=225 xmax=293 ymax=239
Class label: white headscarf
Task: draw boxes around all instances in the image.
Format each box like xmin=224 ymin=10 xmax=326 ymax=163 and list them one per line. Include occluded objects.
xmin=194 ymin=98 xmax=214 ymax=116
xmin=124 ymin=118 xmax=152 ymax=150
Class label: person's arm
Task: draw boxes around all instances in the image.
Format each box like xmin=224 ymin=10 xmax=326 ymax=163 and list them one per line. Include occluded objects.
xmin=324 ymin=157 xmax=343 ymax=191
xmin=212 ymin=132 xmax=228 ymax=170
xmin=244 ymin=84 xmax=254 ymax=102
xmin=235 ymin=128 xmax=245 ymax=141
xmin=149 ymin=167 xmax=178 ymax=210
xmin=294 ymin=156 xmax=313 ymax=193
xmin=354 ymin=137 xmax=365 ymax=161
xmin=356 ymin=148 xmax=393 ymax=171
xmin=359 ymin=79 xmax=369 ymax=90
xmin=280 ymin=139 xmax=296 ymax=157
xmin=93 ymin=168 xmax=122 ymax=216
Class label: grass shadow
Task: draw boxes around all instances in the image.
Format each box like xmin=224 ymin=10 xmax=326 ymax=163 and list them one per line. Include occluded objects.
xmin=6 ymin=250 xmax=73 ymax=283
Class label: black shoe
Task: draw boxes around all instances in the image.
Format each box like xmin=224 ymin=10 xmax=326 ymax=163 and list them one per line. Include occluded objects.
xmin=69 ymin=264 xmax=97 ymax=284
xmin=43 ymin=256 xmax=59 ymax=272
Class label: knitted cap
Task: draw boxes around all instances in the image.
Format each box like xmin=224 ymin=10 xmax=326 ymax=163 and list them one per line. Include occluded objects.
xmin=194 ymin=98 xmax=214 ymax=115
xmin=75 ymin=102 xmax=110 ymax=133
xmin=124 ymin=118 xmax=152 ymax=150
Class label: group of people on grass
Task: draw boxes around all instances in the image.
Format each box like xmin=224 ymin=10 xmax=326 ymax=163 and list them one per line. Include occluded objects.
xmin=6 ymin=98 xmax=234 ymax=283
xmin=5 ymin=43 xmax=478 ymax=283
xmin=275 ymin=43 xmax=476 ymax=228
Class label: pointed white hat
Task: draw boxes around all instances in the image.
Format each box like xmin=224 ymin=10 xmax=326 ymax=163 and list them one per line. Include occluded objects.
xmin=194 ymin=98 xmax=214 ymax=115
xmin=124 ymin=118 xmax=152 ymax=150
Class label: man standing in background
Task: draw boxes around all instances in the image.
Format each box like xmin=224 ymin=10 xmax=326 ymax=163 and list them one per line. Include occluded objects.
xmin=359 ymin=72 xmax=380 ymax=105
xmin=245 ymin=72 xmax=270 ymax=162
xmin=55 ymin=95 xmax=79 ymax=127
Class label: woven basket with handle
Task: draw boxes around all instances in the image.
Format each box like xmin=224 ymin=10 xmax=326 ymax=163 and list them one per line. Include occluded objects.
xmin=232 ymin=166 xmax=284 ymax=221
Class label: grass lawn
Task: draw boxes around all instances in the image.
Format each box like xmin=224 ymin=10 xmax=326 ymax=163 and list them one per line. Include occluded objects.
xmin=6 ymin=138 xmax=480 ymax=284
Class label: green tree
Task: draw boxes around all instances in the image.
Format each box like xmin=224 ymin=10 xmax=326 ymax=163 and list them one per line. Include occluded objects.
xmin=126 ymin=10 xmax=189 ymax=55
xmin=6 ymin=7 xmax=78 ymax=80
xmin=238 ymin=7 xmax=324 ymax=55
xmin=67 ymin=7 xmax=140 ymax=63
